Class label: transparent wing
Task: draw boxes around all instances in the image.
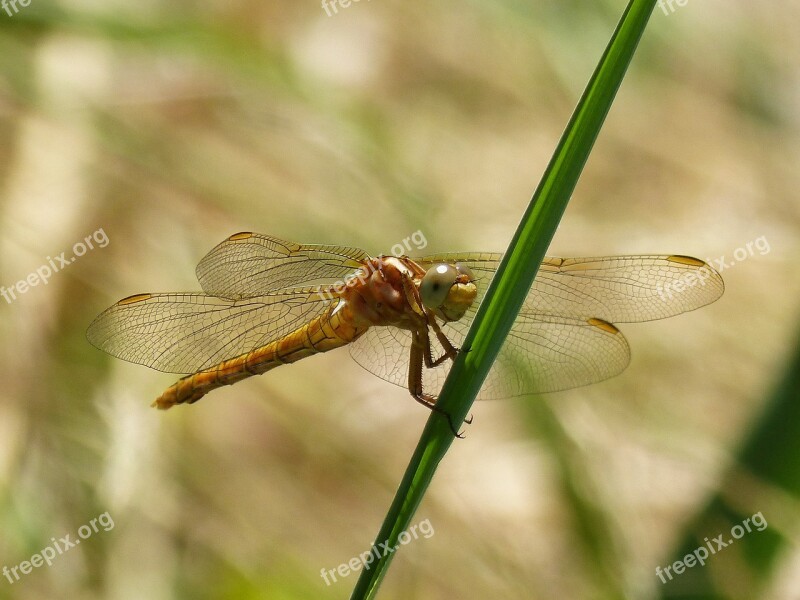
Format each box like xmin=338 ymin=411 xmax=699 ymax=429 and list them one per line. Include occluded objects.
xmin=417 ymin=253 xmax=724 ymax=324
xmin=348 ymin=326 xmax=413 ymax=391
xmin=87 ymin=289 xmax=335 ymax=374
xmin=350 ymin=253 xmax=721 ymax=399
xmin=349 ymin=314 xmax=630 ymax=400
xmin=196 ymin=232 xmax=369 ymax=299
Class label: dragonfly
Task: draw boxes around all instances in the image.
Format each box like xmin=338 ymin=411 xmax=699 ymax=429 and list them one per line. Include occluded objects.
xmin=87 ymin=232 xmax=724 ymax=421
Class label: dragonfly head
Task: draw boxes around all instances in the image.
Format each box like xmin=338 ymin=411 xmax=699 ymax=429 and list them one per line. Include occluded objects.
xmin=419 ymin=263 xmax=477 ymax=322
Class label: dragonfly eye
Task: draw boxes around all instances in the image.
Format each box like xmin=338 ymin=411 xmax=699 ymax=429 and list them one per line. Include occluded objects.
xmin=419 ymin=264 xmax=458 ymax=309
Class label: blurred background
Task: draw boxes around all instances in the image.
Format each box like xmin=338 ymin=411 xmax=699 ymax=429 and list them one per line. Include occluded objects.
xmin=0 ymin=1 xmax=799 ymax=599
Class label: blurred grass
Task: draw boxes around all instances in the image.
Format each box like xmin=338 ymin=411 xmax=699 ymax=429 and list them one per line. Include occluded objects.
xmin=0 ymin=1 xmax=798 ymax=599
xmin=658 ymin=326 xmax=800 ymax=600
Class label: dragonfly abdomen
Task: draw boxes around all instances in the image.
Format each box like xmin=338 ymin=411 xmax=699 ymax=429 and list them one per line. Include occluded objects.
xmin=152 ymin=306 xmax=365 ymax=409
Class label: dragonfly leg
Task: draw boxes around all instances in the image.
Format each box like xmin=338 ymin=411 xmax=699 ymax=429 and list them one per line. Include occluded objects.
xmin=400 ymin=271 xmax=459 ymax=366
xmin=417 ymin=326 xmax=447 ymax=369
xmin=426 ymin=314 xmax=459 ymax=363
xmin=400 ymin=272 xmax=426 ymax=317
xmin=409 ymin=333 xmax=469 ymax=438
xmin=415 ymin=313 xmax=460 ymax=368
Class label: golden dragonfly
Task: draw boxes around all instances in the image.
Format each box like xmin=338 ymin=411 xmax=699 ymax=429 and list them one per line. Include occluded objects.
xmin=87 ymin=232 xmax=724 ymax=413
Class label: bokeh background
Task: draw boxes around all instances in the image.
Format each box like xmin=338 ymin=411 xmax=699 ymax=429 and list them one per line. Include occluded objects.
xmin=1 ymin=1 xmax=799 ymax=599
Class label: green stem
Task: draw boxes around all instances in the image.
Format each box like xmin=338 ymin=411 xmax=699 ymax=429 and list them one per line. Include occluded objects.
xmin=350 ymin=2 xmax=658 ymax=598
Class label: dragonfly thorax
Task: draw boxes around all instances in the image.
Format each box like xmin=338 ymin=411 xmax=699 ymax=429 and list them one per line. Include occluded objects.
xmin=340 ymin=256 xmax=422 ymax=327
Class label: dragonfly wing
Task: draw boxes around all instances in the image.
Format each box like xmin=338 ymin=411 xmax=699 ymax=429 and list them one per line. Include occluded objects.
xmin=349 ymin=326 xmax=413 ymax=391
xmin=348 ymin=325 xmax=462 ymax=399
xmin=418 ymin=253 xmax=723 ymax=323
xmin=527 ymin=255 xmax=724 ymax=322
xmin=442 ymin=312 xmax=630 ymax=399
xmin=196 ymin=232 xmax=369 ymax=299
xmin=87 ymin=289 xmax=335 ymax=374
xmin=404 ymin=252 xmax=722 ymax=399
xmin=348 ymin=312 xmax=630 ymax=400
